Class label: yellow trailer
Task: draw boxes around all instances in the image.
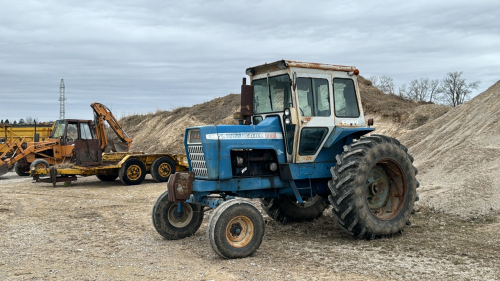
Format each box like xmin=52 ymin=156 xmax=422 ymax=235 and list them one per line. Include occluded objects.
xmin=31 ymin=152 xmax=189 ymax=186
xmin=0 ymin=124 xmax=53 ymax=154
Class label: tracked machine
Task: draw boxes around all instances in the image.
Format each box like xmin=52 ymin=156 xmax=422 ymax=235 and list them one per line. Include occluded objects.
xmin=152 ymin=60 xmax=419 ymax=258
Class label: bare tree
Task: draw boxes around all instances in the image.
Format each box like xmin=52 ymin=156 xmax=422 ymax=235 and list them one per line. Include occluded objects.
xmin=440 ymin=72 xmax=480 ymax=107
xmin=371 ymin=75 xmax=396 ymax=95
xmin=402 ymin=78 xmax=441 ymax=102
xmin=398 ymin=84 xmax=408 ymax=98
xmin=25 ymin=117 xmax=33 ymax=124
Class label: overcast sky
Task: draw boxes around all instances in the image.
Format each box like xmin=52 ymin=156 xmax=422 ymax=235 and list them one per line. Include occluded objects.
xmin=1 ymin=0 xmax=499 ymax=122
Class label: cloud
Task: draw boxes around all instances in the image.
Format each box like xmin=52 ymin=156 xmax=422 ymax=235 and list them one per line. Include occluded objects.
xmin=0 ymin=0 xmax=499 ymax=121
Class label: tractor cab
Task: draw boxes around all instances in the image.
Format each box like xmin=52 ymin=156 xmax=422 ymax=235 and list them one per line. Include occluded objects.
xmin=240 ymin=60 xmax=372 ymax=164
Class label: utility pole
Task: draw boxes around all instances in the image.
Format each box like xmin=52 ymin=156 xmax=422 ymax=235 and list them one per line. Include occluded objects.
xmin=59 ymin=79 xmax=66 ymax=119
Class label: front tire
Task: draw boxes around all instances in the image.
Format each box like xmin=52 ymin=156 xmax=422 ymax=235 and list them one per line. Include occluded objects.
xmin=260 ymin=195 xmax=326 ymax=223
xmin=30 ymin=159 xmax=50 ymax=170
xmin=119 ymin=158 xmax=146 ymax=185
xmin=207 ymin=199 xmax=265 ymax=259
xmin=14 ymin=161 xmax=30 ymax=176
xmin=151 ymin=190 xmax=204 ymax=240
xmin=328 ymin=135 xmax=417 ymax=238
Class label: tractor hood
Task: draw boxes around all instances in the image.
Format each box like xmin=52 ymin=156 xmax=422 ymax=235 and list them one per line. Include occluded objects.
xmin=185 ymin=116 xmax=286 ymax=180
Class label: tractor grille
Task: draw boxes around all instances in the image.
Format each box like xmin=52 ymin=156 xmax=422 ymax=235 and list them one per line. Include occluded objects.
xmin=187 ymin=145 xmax=208 ymax=178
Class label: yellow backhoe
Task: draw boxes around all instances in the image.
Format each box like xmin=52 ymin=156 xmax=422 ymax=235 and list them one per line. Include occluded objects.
xmin=0 ymin=102 xmax=131 ymax=177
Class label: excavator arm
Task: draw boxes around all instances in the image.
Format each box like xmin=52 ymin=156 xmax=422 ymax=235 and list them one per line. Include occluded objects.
xmin=91 ymin=102 xmax=132 ymax=152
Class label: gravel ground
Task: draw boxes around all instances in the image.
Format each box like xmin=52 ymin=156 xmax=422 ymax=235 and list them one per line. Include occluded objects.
xmin=0 ymin=172 xmax=499 ymax=280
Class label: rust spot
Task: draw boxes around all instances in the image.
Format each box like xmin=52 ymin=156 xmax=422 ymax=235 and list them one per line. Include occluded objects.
xmin=298 ymin=156 xmax=314 ymax=162
xmin=284 ymin=60 xmax=356 ymax=72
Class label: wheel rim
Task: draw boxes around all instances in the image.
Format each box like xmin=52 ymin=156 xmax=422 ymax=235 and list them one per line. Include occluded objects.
xmin=35 ymin=163 xmax=47 ymax=169
xmin=158 ymin=162 xmax=172 ymax=178
xmin=225 ymin=215 xmax=254 ymax=248
xmin=366 ymin=160 xmax=407 ymax=220
xmin=167 ymin=203 xmax=194 ymax=228
xmin=126 ymin=164 xmax=142 ymax=181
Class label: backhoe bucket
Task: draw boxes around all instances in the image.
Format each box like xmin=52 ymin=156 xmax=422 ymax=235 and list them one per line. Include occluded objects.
xmin=104 ymin=141 xmax=129 ymax=153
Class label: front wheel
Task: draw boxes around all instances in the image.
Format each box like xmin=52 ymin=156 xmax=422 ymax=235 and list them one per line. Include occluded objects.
xmin=207 ymin=199 xmax=265 ymax=259
xmin=14 ymin=161 xmax=30 ymax=176
xmin=152 ymin=190 xmax=204 ymax=240
xmin=328 ymin=135 xmax=417 ymax=238
xmin=30 ymin=159 xmax=50 ymax=170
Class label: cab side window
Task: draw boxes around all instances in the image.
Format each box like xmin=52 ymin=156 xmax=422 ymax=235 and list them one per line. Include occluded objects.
xmin=333 ymin=78 xmax=360 ymax=118
xmin=297 ymin=78 xmax=330 ymax=117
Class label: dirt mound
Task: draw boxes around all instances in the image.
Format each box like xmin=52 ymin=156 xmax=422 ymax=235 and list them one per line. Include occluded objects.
xmin=358 ymin=76 xmax=450 ymax=138
xmin=401 ymin=81 xmax=500 ymax=217
xmin=357 ymin=76 xmax=420 ymax=123
xmin=120 ymin=94 xmax=240 ymax=154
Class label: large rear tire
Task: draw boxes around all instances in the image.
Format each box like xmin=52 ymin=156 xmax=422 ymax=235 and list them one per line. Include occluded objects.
xmin=328 ymin=135 xmax=417 ymax=238
xmin=151 ymin=190 xmax=204 ymax=240
xmin=150 ymin=156 xmax=175 ymax=183
xmin=260 ymin=195 xmax=326 ymax=223
xmin=119 ymin=158 xmax=146 ymax=185
xmin=207 ymin=199 xmax=265 ymax=259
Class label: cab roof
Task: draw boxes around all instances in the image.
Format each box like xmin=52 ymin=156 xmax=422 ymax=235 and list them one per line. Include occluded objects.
xmin=246 ymin=60 xmax=358 ymax=76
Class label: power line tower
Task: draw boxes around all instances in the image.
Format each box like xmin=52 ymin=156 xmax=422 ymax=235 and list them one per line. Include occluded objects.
xmin=59 ymin=79 xmax=66 ymax=119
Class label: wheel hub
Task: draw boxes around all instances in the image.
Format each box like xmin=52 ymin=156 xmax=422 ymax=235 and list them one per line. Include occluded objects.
xmin=168 ymin=203 xmax=194 ymax=228
xmin=158 ymin=163 xmax=171 ymax=178
xmin=366 ymin=165 xmax=390 ymax=210
xmin=365 ymin=160 xmax=407 ymax=220
xmin=126 ymin=164 xmax=142 ymax=181
xmin=225 ymin=216 xmax=254 ymax=248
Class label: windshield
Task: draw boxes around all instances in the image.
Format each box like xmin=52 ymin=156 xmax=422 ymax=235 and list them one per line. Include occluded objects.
xmin=50 ymin=120 xmax=65 ymax=138
xmin=252 ymin=74 xmax=292 ymax=114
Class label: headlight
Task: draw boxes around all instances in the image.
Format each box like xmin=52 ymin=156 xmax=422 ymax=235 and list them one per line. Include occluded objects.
xmin=284 ymin=108 xmax=291 ymax=116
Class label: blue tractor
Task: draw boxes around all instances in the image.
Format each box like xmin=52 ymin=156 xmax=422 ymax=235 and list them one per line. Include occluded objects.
xmin=152 ymin=60 xmax=418 ymax=259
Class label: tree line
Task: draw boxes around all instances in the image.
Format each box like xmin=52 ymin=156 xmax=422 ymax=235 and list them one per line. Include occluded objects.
xmin=369 ymin=71 xmax=480 ymax=107
xmin=0 ymin=117 xmax=40 ymax=125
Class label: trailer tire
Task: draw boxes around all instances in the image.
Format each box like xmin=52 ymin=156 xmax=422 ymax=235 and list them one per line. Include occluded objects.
xmin=151 ymin=190 xmax=204 ymax=240
xmin=260 ymin=195 xmax=326 ymax=223
xmin=151 ymin=156 xmax=176 ymax=183
xmin=30 ymin=159 xmax=50 ymax=170
xmin=208 ymin=199 xmax=265 ymax=259
xmin=119 ymin=158 xmax=146 ymax=185
xmin=96 ymin=174 xmax=118 ymax=181
xmin=14 ymin=161 xmax=30 ymax=176
xmin=328 ymin=134 xmax=417 ymax=238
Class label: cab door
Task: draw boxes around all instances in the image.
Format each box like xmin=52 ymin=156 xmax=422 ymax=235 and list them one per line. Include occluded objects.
xmin=294 ymin=75 xmax=335 ymax=163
